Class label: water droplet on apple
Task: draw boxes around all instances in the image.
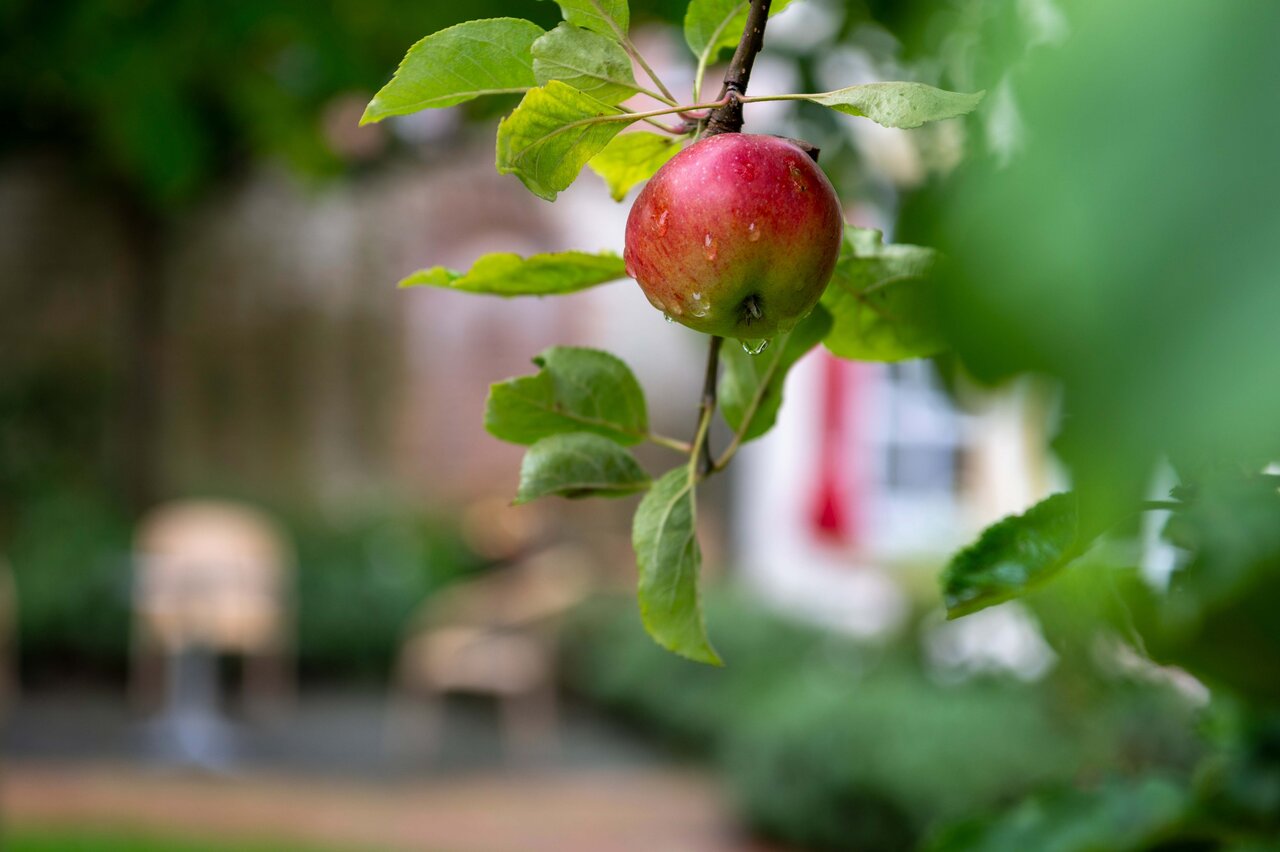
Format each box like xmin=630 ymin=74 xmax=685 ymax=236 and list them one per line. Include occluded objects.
xmin=664 ymin=313 xmax=675 ymax=324
xmin=747 ymin=222 xmax=760 ymax=242
xmin=703 ymin=233 xmax=718 ymax=261
xmin=741 ymin=339 xmax=771 ymax=356
xmin=655 ymin=208 xmax=670 ymax=236
xmin=624 ymin=259 xmax=637 ymax=279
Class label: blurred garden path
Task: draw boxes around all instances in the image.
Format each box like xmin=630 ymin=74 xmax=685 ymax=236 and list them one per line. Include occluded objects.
xmin=4 ymin=763 xmax=783 ymax=852
xmin=2 ymin=688 xmax=787 ymax=851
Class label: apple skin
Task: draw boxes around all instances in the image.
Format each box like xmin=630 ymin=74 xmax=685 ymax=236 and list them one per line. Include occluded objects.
xmin=624 ymin=133 xmax=844 ymax=339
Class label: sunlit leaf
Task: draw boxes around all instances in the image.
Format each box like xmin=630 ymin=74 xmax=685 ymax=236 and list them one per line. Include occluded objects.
xmin=633 ymin=466 xmax=721 ymax=665
xmin=496 ymin=81 xmax=637 ymax=200
xmin=539 ymin=0 xmax=630 ymax=38
xmin=942 ymin=492 xmax=1091 ymax=619
xmin=805 ymin=82 xmax=984 ymax=129
xmin=532 ymin=23 xmax=641 ymax=104
xmin=587 ymin=132 xmax=682 ymax=201
xmin=361 ymin=18 xmax=543 ymax=124
xmin=720 ymin=304 xmax=832 ymax=443
xmin=399 ymin=250 xmax=625 ymax=296
xmin=515 ymin=432 xmax=650 ymax=503
xmin=821 ymin=227 xmax=943 ymax=362
xmin=485 ymin=346 xmax=648 ymax=446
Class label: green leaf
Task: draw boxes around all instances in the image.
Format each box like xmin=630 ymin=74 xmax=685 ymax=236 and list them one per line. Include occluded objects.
xmin=539 ymin=0 xmax=630 ymax=38
xmin=821 ymin=227 xmax=944 ymax=362
xmin=587 ymin=132 xmax=682 ymax=201
xmin=805 ymin=82 xmax=984 ymax=129
xmin=532 ymin=23 xmax=641 ymax=105
xmin=515 ymin=432 xmax=650 ymax=503
xmin=684 ymin=0 xmax=794 ymax=78
xmin=1127 ymin=477 xmax=1280 ymax=704
xmin=633 ymin=467 xmax=720 ymax=665
xmin=361 ymin=19 xmax=543 ymax=125
xmin=399 ymin=250 xmax=625 ymax=296
xmin=942 ymin=492 xmax=1094 ymax=619
xmin=720 ymin=304 xmax=833 ymax=443
xmin=485 ymin=346 xmax=648 ymax=446
xmin=496 ymin=81 xmax=637 ymax=201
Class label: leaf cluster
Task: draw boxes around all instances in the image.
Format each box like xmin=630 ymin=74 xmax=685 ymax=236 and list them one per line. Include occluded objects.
xmin=362 ymin=0 xmax=983 ymax=201
xmin=365 ymin=0 xmax=983 ymax=664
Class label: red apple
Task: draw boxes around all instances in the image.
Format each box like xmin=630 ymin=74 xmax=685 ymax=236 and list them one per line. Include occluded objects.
xmin=624 ymin=133 xmax=844 ymax=339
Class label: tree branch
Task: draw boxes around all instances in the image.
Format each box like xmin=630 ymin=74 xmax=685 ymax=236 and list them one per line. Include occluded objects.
xmin=682 ymin=0 xmax=775 ymax=476
xmin=703 ymin=0 xmax=773 ymax=137
xmin=696 ymin=336 xmax=723 ymax=475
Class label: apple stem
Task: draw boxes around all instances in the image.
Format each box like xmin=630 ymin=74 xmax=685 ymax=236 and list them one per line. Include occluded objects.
xmin=704 ymin=0 xmax=774 ymax=137
xmin=696 ymin=336 xmax=724 ymax=475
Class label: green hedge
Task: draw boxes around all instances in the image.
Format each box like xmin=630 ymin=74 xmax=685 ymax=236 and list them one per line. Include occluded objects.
xmin=6 ymin=491 xmax=485 ymax=682
xmin=560 ymin=591 xmax=1204 ymax=852
xmin=291 ymin=510 xmax=484 ymax=680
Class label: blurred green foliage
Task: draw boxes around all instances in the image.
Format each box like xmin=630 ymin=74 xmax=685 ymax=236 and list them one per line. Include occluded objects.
xmin=0 ymin=357 xmax=117 ymax=539
xmin=561 ymin=590 xmax=1203 ymax=851
xmin=9 ymin=490 xmax=485 ymax=683
xmin=1 ymin=0 xmax=558 ymax=205
xmin=0 ymin=0 xmax=718 ymax=207
xmin=290 ymin=509 xmax=486 ymax=681
xmin=925 ymin=778 xmax=1191 ymax=852
xmin=894 ymin=1 xmax=1280 ymax=847
xmin=910 ymin=0 xmax=1280 ymax=530
xmin=7 ymin=491 xmax=134 ymax=675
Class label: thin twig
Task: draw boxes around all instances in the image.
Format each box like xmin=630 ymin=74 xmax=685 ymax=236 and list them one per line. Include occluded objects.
xmin=584 ymin=0 xmax=682 ymax=108
xmin=624 ymin=36 xmax=681 ymax=106
xmin=635 ymin=85 xmax=679 ymax=107
xmin=649 ymin=432 xmax=694 ymax=454
xmin=710 ymin=330 xmax=792 ymax=473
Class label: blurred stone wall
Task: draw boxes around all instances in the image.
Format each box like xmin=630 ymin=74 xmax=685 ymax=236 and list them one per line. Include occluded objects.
xmin=0 ymin=136 xmax=709 ymax=524
xmin=162 ymin=144 xmax=587 ymax=512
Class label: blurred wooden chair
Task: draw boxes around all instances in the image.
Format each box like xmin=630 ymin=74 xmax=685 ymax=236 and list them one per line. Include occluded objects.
xmin=131 ymin=500 xmax=294 ymax=719
xmin=388 ymin=543 xmax=595 ymax=758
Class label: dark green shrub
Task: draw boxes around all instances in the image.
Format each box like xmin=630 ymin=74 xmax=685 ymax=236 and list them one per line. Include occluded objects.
xmin=290 ymin=512 xmax=486 ymax=681
xmin=561 ymin=590 xmax=1204 ymax=851
xmin=8 ymin=490 xmax=134 ymax=678
xmin=6 ymin=490 xmax=485 ymax=683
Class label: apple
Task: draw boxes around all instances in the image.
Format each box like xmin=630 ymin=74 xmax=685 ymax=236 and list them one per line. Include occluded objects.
xmin=624 ymin=133 xmax=844 ymax=340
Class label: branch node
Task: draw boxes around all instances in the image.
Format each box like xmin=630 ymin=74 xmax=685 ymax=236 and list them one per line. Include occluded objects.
xmin=703 ymin=0 xmax=772 ymax=138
